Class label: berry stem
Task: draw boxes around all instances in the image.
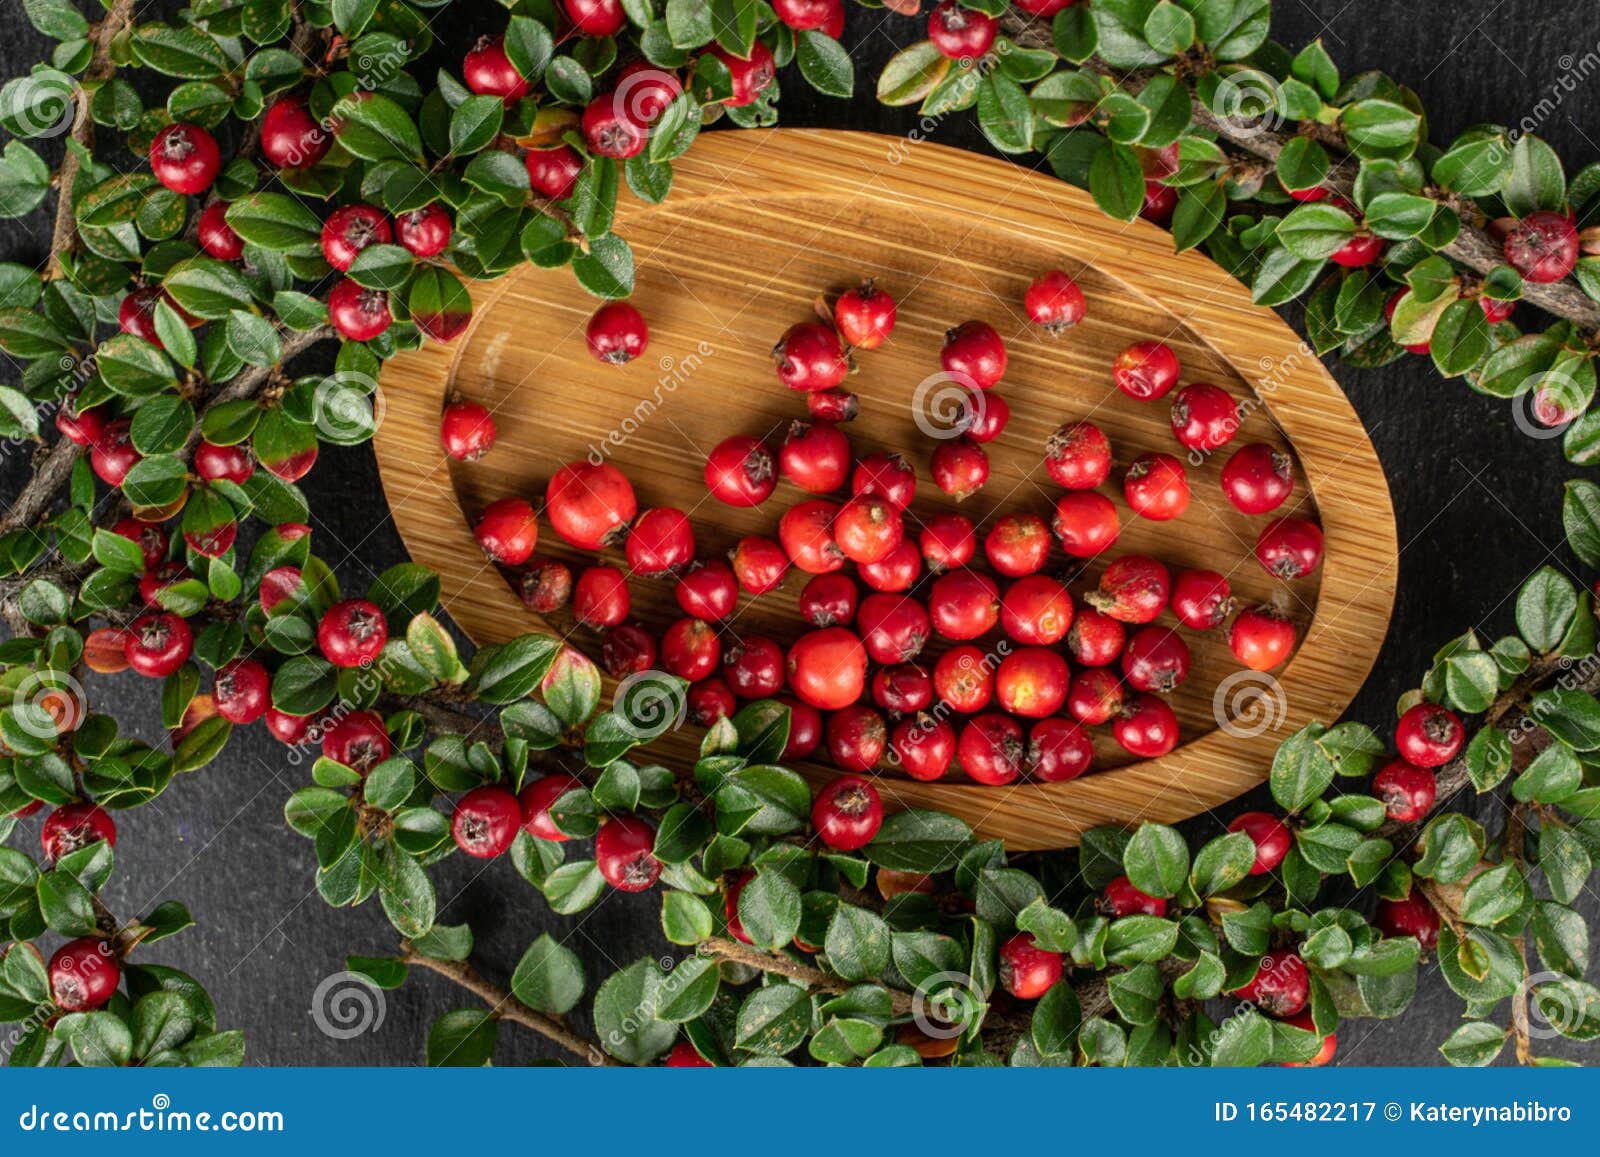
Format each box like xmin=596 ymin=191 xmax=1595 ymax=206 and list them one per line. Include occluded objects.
xmin=699 ymin=936 xmax=916 ymax=1015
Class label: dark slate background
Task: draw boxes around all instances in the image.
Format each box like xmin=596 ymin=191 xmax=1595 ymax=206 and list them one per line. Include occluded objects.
xmin=2 ymin=0 xmax=1596 ymax=1066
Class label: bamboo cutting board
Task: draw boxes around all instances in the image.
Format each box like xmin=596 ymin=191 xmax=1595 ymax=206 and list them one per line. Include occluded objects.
xmin=373 ymin=128 xmax=1397 ymax=850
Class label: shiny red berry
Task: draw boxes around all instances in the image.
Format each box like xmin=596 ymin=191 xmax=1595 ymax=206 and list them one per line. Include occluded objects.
xmin=1104 ymin=874 xmax=1166 ymax=917
xmin=857 ymin=593 xmax=930 ymax=664
xmin=1067 ymin=667 xmax=1123 ymax=725
xmin=1170 ymin=383 xmax=1239 ymax=452
xmin=833 ymin=495 xmax=903 ymax=564
xmin=930 ymin=437 xmax=989 ymax=499
xmin=799 ymin=572 xmax=858 ymax=628
xmin=526 ymin=146 xmax=584 ymax=200
xmin=1087 ymin=555 xmax=1169 ymax=624
xmin=999 ymin=933 xmax=1062 ymax=999
xmin=675 ymin=560 xmax=738 ymax=620
xmin=1052 ymin=492 xmax=1120 ymax=558
xmin=773 ymin=321 xmax=848 ymax=391
xmin=1121 ymin=626 xmax=1191 ymax=693
xmin=786 ymin=627 xmax=867 ymax=711
xmin=519 ymin=774 xmax=585 ymax=841
xmin=1227 ymin=811 xmax=1292 ymax=874
xmin=261 ymin=95 xmax=330 ymax=168
xmin=779 ymin=499 xmax=845 ymax=574
xmin=705 ymin=435 xmax=776 ymax=507
xmin=984 ymin=512 xmax=1051 ymax=577
xmin=1229 ymin=605 xmax=1296 ymax=671
xmin=995 ymin=646 xmax=1069 ymax=718
xmin=1231 ymin=951 xmax=1309 ymax=1018
xmin=1504 ymin=210 xmax=1578 ymax=283
xmin=197 ymin=201 xmax=244 ymax=260
xmin=318 ymin=599 xmax=388 ymax=667
xmin=213 ymin=658 xmax=271 ymax=724
xmin=1000 ymin=574 xmax=1073 ymax=645
xmin=1112 ymin=341 xmax=1179 ymax=402
xmin=729 ymin=535 xmax=788 ymax=594
xmin=41 ymin=802 xmax=116 ymax=863
xmin=474 ymin=496 xmax=539 ymax=564
xmin=321 ymin=203 xmax=392 ymax=272
xmin=573 ymin=565 xmax=631 ymax=629
xmin=851 ymin=452 xmax=916 ymax=509
xmin=940 ymin=319 xmax=1006 ymax=388
xmin=1123 ymin=453 xmax=1190 ymax=521
xmin=1113 ymin=693 xmax=1179 ymax=758
xmin=1026 ymin=717 xmax=1092 ymax=782
xmin=826 ymin=704 xmax=886 ymax=772
xmin=439 ymin=400 xmax=497 ymax=461
xmin=149 ymin=123 xmax=219 ymax=194
xmin=452 ymin=786 xmax=521 ymax=858
xmin=812 ymin=775 xmax=883 ymax=849
xmin=871 ymin=663 xmax=932 ymax=714
xmin=1221 ymin=443 xmax=1293 ymax=514
xmin=933 ymin=645 xmax=994 ymax=714
xmin=49 ymin=937 xmax=119 ymax=1011
xmin=834 ymin=280 xmax=896 ymax=349
xmin=779 ymin=421 xmax=851 ymax=494
xmin=547 ymin=461 xmax=636 ymax=549
xmin=626 ymin=507 xmax=694 ymax=575
xmin=929 ymin=568 xmax=999 ymax=640
xmin=1025 ymin=270 xmax=1085 ymax=333
xmin=661 ymin=617 xmax=721 ymax=682
xmin=1373 ymin=759 xmax=1437 ymax=822
xmin=892 ymin=715 xmax=956 ymax=781
xmin=595 ymin=816 xmax=661 ymax=891
xmin=723 ymin=635 xmax=786 ymax=698
xmin=1376 ymin=893 xmax=1440 ymax=951
xmin=328 ymin=278 xmax=391 ymax=341
xmin=124 ymin=612 xmax=192 ymax=677
xmin=927 ymin=0 xmax=997 ymax=60
xmin=1395 ymin=702 xmax=1463 ymax=768
xmin=959 ymin=713 xmax=1024 ymax=785
xmin=1256 ymin=517 xmax=1323 ymax=580
xmin=464 ymin=35 xmax=530 ymax=104
xmin=395 ymin=203 xmax=452 ymax=257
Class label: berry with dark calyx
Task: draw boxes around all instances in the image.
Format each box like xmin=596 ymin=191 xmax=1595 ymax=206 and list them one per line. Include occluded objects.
xmin=113 ymin=517 xmax=169 ymax=569
xmin=700 ymin=42 xmax=775 ymax=108
xmin=929 ymin=437 xmax=989 ymax=499
xmin=995 ymin=646 xmax=1070 ymax=718
xmin=439 ymin=400 xmax=497 ymax=461
xmin=826 ymin=705 xmax=887 ymax=772
xmin=614 ymin=60 xmax=682 ymax=123
xmin=892 ymin=715 xmax=957 ymax=781
xmin=705 ymin=435 xmax=776 ymax=507
xmin=928 ymin=0 xmax=997 ymax=61
xmin=261 ymin=95 xmax=330 ymax=168
xmin=1113 ymin=693 xmax=1179 ymax=758
xmin=124 ymin=613 xmax=192 ymax=677
xmin=1139 ymin=181 xmax=1178 ymax=225
xmin=91 ymin=419 xmax=140 ymax=486
xmin=1087 ymin=555 xmax=1169 ymax=624
xmin=1231 ymin=951 xmax=1309 ymax=1018
xmin=55 ymin=397 xmax=107 ymax=446
xmin=1052 ymin=492 xmax=1120 ymax=558
xmin=1170 ymin=383 xmax=1239 ymax=452
xmin=49 ymin=937 xmax=119 ymax=1012
xmin=582 ymin=91 xmax=648 ymax=159
xmin=519 ymin=558 xmax=573 ymax=613
xmin=526 ymin=145 xmax=584 ymax=200
xmin=464 ymin=35 xmax=530 ymax=104
xmin=452 ymin=786 xmax=522 ymax=858
xmin=999 ymin=933 xmax=1062 ymax=1000
xmin=723 ymin=635 xmax=786 ymax=698
xmin=601 ymin=623 xmax=657 ymax=678
xmin=395 ymin=203 xmax=452 ymax=258
xmin=1124 ymin=453 xmax=1190 ymax=521
xmin=213 ymin=658 xmax=271 ymax=724
xmin=773 ymin=321 xmax=848 ymax=392
xmin=1229 ymin=605 xmax=1296 ymax=671
xmin=149 ymin=123 xmax=219 ymax=194
xmin=780 ymin=421 xmax=851 ymax=494
xmin=857 ymin=592 xmax=930 ymax=664
xmin=195 ymin=439 xmax=254 ymax=483
xmin=1121 ymin=626 xmax=1191 ymax=693
xmin=1113 ymin=341 xmax=1180 ymax=402
xmin=786 ymin=627 xmax=867 ymax=710
xmin=688 ymin=678 xmax=738 ymax=726
xmin=661 ymin=617 xmax=722 ymax=682
xmin=546 ymin=461 xmax=636 ymax=549
xmin=1045 ymin=421 xmax=1112 ymax=490
xmin=328 ymin=278 xmax=392 ymax=341
xmin=778 ymin=696 xmax=824 ymax=760
xmin=860 ymin=541 xmax=921 ymax=592
xmin=959 ymin=391 xmax=1009 ymax=442
xmin=318 ymin=599 xmax=388 ymax=668
xmin=321 ymin=203 xmax=391 ymax=272
xmin=834 ymin=280 xmax=897 ymax=349
xmin=474 ymin=496 xmax=539 ymax=564
xmin=959 ymin=714 xmax=1025 ymax=785
xmin=1169 ymin=569 xmax=1231 ymax=630
xmin=322 ymin=710 xmax=392 ymax=774
xmin=933 ymin=644 xmax=994 ymax=714
xmin=812 ymin=775 xmax=883 ymax=849
xmin=564 ymin=0 xmax=626 ymax=36
xmin=626 ymin=507 xmax=694 ymax=576
xmin=1026 ymin=717 xmax=1093 ymax=783
xmin=1282 ymin=1012 xmax=1337 ymax=1067
xmin=675 ymin=560 xmax=738 ymax=620
xmin=41 ymin=802 xmax=116 ymax=863
xmin=1256 ymin=517 xmax=1324 ymax=580
xmin=1372 ymin=758 xmax=1437 ymax=822
xmin=1067 ymin=607 xmax=1125 ymax=667
xmin=1376 ymin=893 xmax=1440 ymax=951
xmin=808 ymin=388 xmax=859 ymax=423
xmin=872 ymin=663 xmax=932 ymax=714
xmin=1228 ymin=811 xmax=1292 ymax=875
xmin=799 ymin=572 xmax=858 ymax=627
xmin=929 ymin=568 xmax=1000 ymax=640
xmin=851 ymin=452 xmax=916 ymax=509
xmin=595 ymin=816 xmax=662 ymax=892
xmin=779 ymin=499 xmax=845 ymax=574
xmin=140 ymin=562 xmax=189 ymax=607
xmin=729 ymin=535 xmax=788 ymax=594
xmin=519 ymin=774 xmax=585 ymax=841
xmin=197 ymin=201 xmax=244 ymax=260
xmin=919 ymin=513 xmax=976 ymax=572
xmin=1395 ymin=702 xmax=1463 ymax=768
xmin=984 ymin=513 xmax=1051 ymax=577
xmin=833 ymin=494 xmax=903 ymax=564
xmin=1025 ymin=270 xmax=1086 ymax=333
xmin=1067 ymin=667 xmax=1124 ymax=725
xmin=1221 ymin=442 xmax=1294 ymax=514
xmin=1104 ymin=875 xmax=1166 ymax=917
xmin=940 ymin=320 xmax=1007 ymax=389
xmin=1504 ymin=209 xmax=1578 ymax=283
xmin=1001 ymin=574 xmax=1073 ymax=645
xmin=573 ymin=565 xmax=631 ymax=628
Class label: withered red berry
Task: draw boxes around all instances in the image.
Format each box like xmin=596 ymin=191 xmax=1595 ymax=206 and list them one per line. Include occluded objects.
xmin=1067 ymin=607 xmax=1125 ymax=667
xmin=452 ymin=785 xmax=522 ymax=858
xmin=41 ymin=802 xmax=116 ymax=863
xmin=799 ymin=572 xmax=859 ymax=627
xmin=1503 ymin=209 xmax=1578 ymax=283
xmin=601 ymin=622 xmax=657 ymax=678
xmin=807 ymin=388 xmax=859 ymax=423
xmin=811 ymin=775 xmax=883 ymax=850
xmin=1067 ymin=668 xmax=1123 ymax=725
xmin=1087 ymin=555 xmax=1169 ymax=624
xmin=49 ymin=937 xmax=120 ymax=1012
xmin=519 ymin=558 xmax=573 ymax=613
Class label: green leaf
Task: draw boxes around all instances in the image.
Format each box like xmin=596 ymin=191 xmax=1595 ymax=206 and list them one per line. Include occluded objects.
xmin=336 ymin=93 xmax=424 ymax=163
xmin=737 ymin=870 xmax=802 ymax=950
xmin=876 ymin=41 xmax=949 ymax=107
xmin=510 ymin=934 xmax=585 ymax=1015
xmin=865 ymin=809 xmax=971 ymax=872
xmin=1123 ymin=823 xmax=1187 ymax=898
xmin=796 ymin=30 xmax=852 ymax=97
xmin=595 ymin=959 xmax=676 ymax=1063
xmin=1438 ymin=1020 xmax=1508 ymax=1066
xmin=426 ymin=1009 xmax=498 ymax=1066
xmin=1270 ymin=724 xmax=1336 ymax=812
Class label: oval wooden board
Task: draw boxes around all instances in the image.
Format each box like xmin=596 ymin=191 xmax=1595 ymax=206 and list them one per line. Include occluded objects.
xmin=374 ymin=128 xmax=1397 ymax=850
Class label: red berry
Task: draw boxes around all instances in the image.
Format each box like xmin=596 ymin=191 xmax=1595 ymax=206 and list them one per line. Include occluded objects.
xmin=140 ymin=562 xmax=189 ymax=607
xmin=851 ymin=452 xmax=916 ymax=509
xmin=959 ymin=713 xmax=1024 ymax=785
xmin=213 ymin=658 xmax=271 ymax=724
xmin=519 ymin=774 xmax=585 ymax=841
xmin=1087 ymin=555 xmax=1169 ymax=624
xmin=773 ymin=321 xmax=848 ymax=391
xmin=1045 ymin=421 xmax=1112 ymax=489
xmin=929 ymin=437 xmax=989 ymax=499
xmin=1283 ymin=1011 xmax=1337 ymax=1067
xmin=595 ymin=816 xmax=662 ymax=892
xmin=474 ymin=496 xmax=540 ymax=564
xmin=773 ymin=0 xmax=837 ymax=30
xmin=984 ymin=513 xmax=1051 ymax=577
xmin=563 ymin=0 xmax=626 ymax=36
xmin=661 ymin=617 xmax=721 ymax=682
xmin=92 ymin=418 xmax=139 ymax=486
xmin=1256 ymin=517 xmax=1323 ymax=580
xmin=261 ymin=95 xmax=330 ymax=168
xmin=730 ymin=535 xmax=789 ymax=594
xmin=574 ymin=565 xmax=631 ymax=629
xmin=1121 ymin=626 xmax=1190 ymax=693
xmin=676 ymin=560 xmax=738 ymax=620
xmin=1221 ymin=443 xmax=1293 ymax=514
xmin=1167 ymin=569 xmax=1231 ymax=631
xmin=1123 ymin=453 xmax=1190 ymax=521
xmin=665 ymin=1041 xmax=713 ymax=1069
xmin=779 ymin=696 xmax=823 ymax=759
xmin=959 ymin=391 xmax=1010 ymax=443
xmin=700 ymin=42 xmax=775 ymax=108
xmin=1000 ymin=574 xmax=1073 ymax=645
xmin=1479 ymin=295 xmax=1516 ymax=323
xmin=395 ymin=203 xmax=452 ymax=258
xmin=318 ymin=599 xmax=388 ymax=667
xmin=584 ymin=302 xmax=649 ymax=365
xmin=705 ymin=435 xmax=776 ymax=507
xmin=322 ymin=710 xmax=392 ymax=773
xmin=928 ymin=0 xmax=997 ymax=60
xmin=1113 ymin=693 xmax=1179 ymax=758
xmin=995 ymin=646 xmax=1069 ymax=718
xmin=812 ymin=775 xmax=883 ymax=849
xmin=1395 ymin=702 xmax=1463 ymax=768
xmin=929 ymin=569 xmax=999 ymax=640
xmin=1104 ymin=875 xmax=1166 ymax=917
xmin=779 ymin=499 xmax=845 ymax=574
xmin=1170 ymin=383 xmax=1239 ymax=452
xmin=999 ymin=933 xmax=1062 ymax=1000
xmin=1504 ymin=210 xmax=1578 ymax=283
xmin=49 ymin=937 xmax=120 ymax=1012
xmin=1026 ymin=717 xmax=1093 ymax=782
xmin=197 ymin=201 xmax=244 ymax=260
xmin=1011 ymin=0 xmax=1075 ymax=13
xmin=1067 ymin=668 xmax=1123 ymax=725
xmin=41 ymin=802 xmax=116 ymax=863
xmin=321 ymin=203 xmax=392 ymax=272
xmin=1051 ymin=492 xmax=1120 ymax=558
xmin=328 ymin=278 xmax=391 ymax=341
xmin=1231 ymin=951 xmax=1309 ymax=1018
xmin=519 ymin=558 xmax=573 ymax=613
xmin=613 ymin=61 xmax=682 ymax=123
xmin=626 ymin=507 xmax=694 ymax=576
xmin=857 ymin=593 xmax=930 ymax=664
xmin=526 ymin=146 xmax=584 ymax=200
xmin=1227 ymin=811 xmax=1291 ymax=875
xmin=826 ymin=705 xmax=886 ymax=772
xmin=799 ymin=572 xmax=858 ymax=627
xmin=786 ymin=627 xmax=867 ymax=711
xmin=464 ymin=35 xmax=530 ymax=104
xmin=780 ymin=421 xmax=851 ymax=494
xmin=112 ymin=517 xmax=168 ymax=569
xmin=919 ymin=514 xmax=975 ymax=574
xmin=933 ymin=645 xmax=994 ymax=713
xmin=452 ymin=786 xmax=521 ymax=858
xmin=547 ymin=461 xmax=636 ymax=549
xmin=582 ymin=91 xmax=648 ymax=159
xmin=1229 ymin=605 xmax=1296 ymax=671
xmin=1025 ymin=270 xmax=1085 ymax=333
xmin=723 ymin=635 xmax=786 ymax=698
xmin=1373 ymin=759 xmax=1437 ymax=822
xmin=834 ymin=280 xmax=896 ymax=349
xmin=124 ymin=612 xmax=192 ymax=677
xmin=1139 ymin=181 xmax=1177 ymax=225
xmin=808 ymin=389 xmax=859 ymax=423
xmin=892 ymin=715 xmax=957 ymax=781
xmin=1330 ymin=223 xmax=1385 ymax=268
xmin=940 ymin=320 xmax=1006 ymax=389
xmin=601 ymin=623 xmax=657 ymax=678
xmin=194 ymin=439 xmax=254 ymax=484
xmin=833 ymin=495 xmax=903 ymax=564
xmin=688 ymin=677 xmax=738 ymax=726
xmin=1112 ymin=341 xmax=1180 ymax=402
xmin=149 ymin=123 xmax=219 ymax=194
xmin=871 ymin=663 xmax=932 ymax=714
xmin=439 ymin=400 xmax=496 ymax=461
xmin=55 ymin=397 xmax=107 ymax=446
xmin=1376 ymin=893 xmax=1440 ymax=951
xmin=1067 ymin=607 xmax=1124 ymax=667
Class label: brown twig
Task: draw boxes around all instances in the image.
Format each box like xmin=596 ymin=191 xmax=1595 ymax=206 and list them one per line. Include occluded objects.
xmin=700 ymin=935 xmax=918 ymax=1015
